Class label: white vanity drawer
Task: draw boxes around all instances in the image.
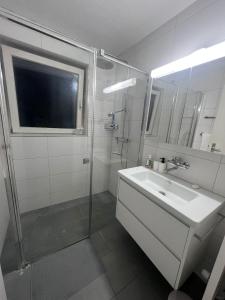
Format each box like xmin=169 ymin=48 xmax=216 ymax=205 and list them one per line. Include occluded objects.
xmin=118 ymin=179 xmax=189 ymax=259
xmin=116 ymin=201 xmax=180 ymax=287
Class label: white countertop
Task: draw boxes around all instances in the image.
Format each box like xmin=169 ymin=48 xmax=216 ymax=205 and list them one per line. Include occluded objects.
xmin=118 ymin=166 xmax=225 ymax=226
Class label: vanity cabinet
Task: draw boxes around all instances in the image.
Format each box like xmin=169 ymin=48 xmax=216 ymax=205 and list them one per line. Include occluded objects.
xmin=116 ymin=178 xmax=221 ymax=289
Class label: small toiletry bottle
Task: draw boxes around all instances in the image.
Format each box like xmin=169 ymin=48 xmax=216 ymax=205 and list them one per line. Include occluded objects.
xmin=146 ymin=154 xmax=153 ymax=169
xmin=153 ymin=160 xmax=159 ymax=171
xmin=158 ymin=157 xmax=166 ymax=173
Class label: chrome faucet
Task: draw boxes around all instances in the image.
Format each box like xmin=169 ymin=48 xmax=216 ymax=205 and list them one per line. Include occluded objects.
xmin=167 ymin=156 xmax=190 ymax=172
xmin=106 ymin=108 xmax=126 ymax=130
xmin=210 ymin=143 xmax=221 ymax=153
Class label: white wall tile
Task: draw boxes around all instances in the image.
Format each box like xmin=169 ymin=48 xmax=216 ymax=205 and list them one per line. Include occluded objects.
xmin=213 ymin=163 xmax=225 ymax=197
xmin=11 ymin=137 xmax=48 ymax=159
xmin=47 ymin=137 xmax=72 ymax=157
xmin=19 ymin=194 xmax=51 ymax=214
xmin=47 ymin=137 xmax=90 ymax=157
xmin=50 ymin=171 xmax=89 ymax=204
xmin=93 ymin=137 xmax=111 ymax=154
xmin=16 ymin=177 xmax=50 ymax=203
xmin=221 ymin=155 xmax=225 ymax=164
xmin=127 ymin=120 xmax=142 ymax=143
xmin=92 ymin=163 xmax=109 ymax=194
xmin=13 ymin=158 xmax=49 ymax=180
xmin=142 ymin=144 xmax=158 ymax=163
xmin=49 ymin=155 xmax=88 ymax=175
xmin=126 ymin=141 xmax=140 ymax=163
xmin=108 ymin=170 xmax=118 ymax=197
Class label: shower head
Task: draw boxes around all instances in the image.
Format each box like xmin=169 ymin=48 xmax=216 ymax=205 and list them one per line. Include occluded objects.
xmin=97 ymin=57 xmax=114 ymax=70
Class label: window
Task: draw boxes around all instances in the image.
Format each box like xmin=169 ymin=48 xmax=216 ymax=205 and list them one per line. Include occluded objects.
xmin=2 ymin=46 xmax=85 ymax=134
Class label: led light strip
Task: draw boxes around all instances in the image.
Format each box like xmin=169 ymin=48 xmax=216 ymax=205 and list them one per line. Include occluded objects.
xmin=151 ymin=41 xmax=225 ymax=78
xmin=103 ymin=78 xmax=136 ymax=94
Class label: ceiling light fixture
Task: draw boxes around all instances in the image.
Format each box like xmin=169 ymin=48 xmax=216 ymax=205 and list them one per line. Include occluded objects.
xmin=151 ymin=41 xmax=225 ymax=78
xmin=103 ymin=78 xmax=136 ymax=94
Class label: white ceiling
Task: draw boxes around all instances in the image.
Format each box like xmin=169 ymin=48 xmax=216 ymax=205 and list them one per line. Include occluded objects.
xmin=0 ymin=0 xmax=197 ymax=55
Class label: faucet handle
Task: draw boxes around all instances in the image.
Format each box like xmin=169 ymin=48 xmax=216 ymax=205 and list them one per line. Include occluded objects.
xmin=183 ymin=161 xmax=190 ymax=169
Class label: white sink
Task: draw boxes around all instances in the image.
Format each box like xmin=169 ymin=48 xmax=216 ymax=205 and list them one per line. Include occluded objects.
xmin=118 ymin=166 xmax=225 ymax=225
xmin=131 ymin=169 xmax=198 ymax=206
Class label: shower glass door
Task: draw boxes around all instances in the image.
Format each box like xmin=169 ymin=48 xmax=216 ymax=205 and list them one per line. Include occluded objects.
xmin=90 ymin=55 xmax=148 ymax=233
xmin=0 ymin=40 xmax=95 ymax=268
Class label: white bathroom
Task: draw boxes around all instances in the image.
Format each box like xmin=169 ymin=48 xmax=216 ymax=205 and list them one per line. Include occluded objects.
xmin=0 ymin=1 xmax=225 ymax=299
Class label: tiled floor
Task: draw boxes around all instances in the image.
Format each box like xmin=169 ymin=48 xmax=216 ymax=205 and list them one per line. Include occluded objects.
xmin=3 ymin=191 xmax=206 ymax=300
xmin=91 ymin=219 xmax=206 ymax=300
xmin=1 ymin=192 xmax=115 ymax=274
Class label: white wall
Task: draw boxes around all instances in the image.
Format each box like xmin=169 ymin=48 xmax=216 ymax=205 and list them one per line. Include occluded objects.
xmin=122 ymin=0 xmax=225 ymax=275
xmin=11 ymin=136 xmax=92 ymax=213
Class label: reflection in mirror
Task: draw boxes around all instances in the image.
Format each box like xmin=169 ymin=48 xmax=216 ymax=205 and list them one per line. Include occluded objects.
xmin=146 ymin=89 xmax=160 ymax=136
xmin=146 ymin=69 xmax=192 ymax=144
xmin=190 ymin=58 xmax=225 ymax=154
xmin=147 ymin=57 xmax=225 ymax=155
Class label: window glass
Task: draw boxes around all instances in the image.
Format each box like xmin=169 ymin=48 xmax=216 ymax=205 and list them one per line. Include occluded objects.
xmin=13 ymin=57 xmax=79 ymax=129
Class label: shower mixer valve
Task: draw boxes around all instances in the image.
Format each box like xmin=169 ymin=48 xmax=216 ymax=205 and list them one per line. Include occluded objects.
xmin=104 ymin=108 xmax=126 ymax=131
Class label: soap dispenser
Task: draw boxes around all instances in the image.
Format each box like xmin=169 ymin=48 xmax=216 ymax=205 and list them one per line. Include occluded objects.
xmin=158 ymin=157 xmax=166 ymax=173
xmin=145 ymin=154 xmax=153 ymax=169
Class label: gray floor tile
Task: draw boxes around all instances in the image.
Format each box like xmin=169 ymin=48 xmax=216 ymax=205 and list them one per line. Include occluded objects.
xmin=116 ymin=274 xmax=162 ymax=300
xmin=68 ymin=274 xmax=114 ymax=300
xmin=4 ymin=267 xmax=31 ymax=300
xmin=31 ymin=240 xmax=104 ymax=300
xmin=90 ymin=232 xmax=111 ymax=258
xmin=101 ymin=250 xmax=141 ymax=294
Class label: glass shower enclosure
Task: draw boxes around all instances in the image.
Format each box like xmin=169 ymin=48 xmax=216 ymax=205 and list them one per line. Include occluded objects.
xmin=0 ymin=40 xmax=96 ymax=273
xmin=0 ymin=25 xmax=149 ymax=274
xmin=91 ymin=52 xmax=149 ymax=232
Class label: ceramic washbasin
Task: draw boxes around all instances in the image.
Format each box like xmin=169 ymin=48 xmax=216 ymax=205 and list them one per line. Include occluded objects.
xmin=131 ymin=169 xmax=197 ymax=206
xmin=118 ymin=166 xmax=225 ymax=225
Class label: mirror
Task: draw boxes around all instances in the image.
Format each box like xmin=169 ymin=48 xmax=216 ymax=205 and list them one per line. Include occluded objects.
xmin=147 ymin=57 xmax=225 ymax=154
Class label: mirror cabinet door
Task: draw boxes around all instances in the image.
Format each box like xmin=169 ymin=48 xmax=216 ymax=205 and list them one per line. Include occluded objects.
xmin=189 ymin=58 xmax=225 ymax=153
xmin=147 ymin=56 xmax=225 ymax=155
